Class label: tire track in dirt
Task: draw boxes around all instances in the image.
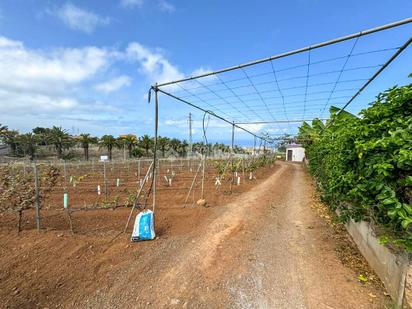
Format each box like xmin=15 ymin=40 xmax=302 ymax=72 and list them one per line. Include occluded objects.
xmin=154 ymin=164 xmax=289 ymax=306
xmin=228 ymin=163 xmax=387 ymax=308
xmin=136 ymin=162 xmax=387 ymax=308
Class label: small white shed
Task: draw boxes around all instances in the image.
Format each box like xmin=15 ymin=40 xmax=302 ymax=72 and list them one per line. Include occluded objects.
xmin=285 ymin=144 xmax=305 ymax=162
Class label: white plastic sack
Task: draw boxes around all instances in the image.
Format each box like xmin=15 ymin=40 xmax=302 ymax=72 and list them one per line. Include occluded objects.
xmin=131 ymin=209 xmax=155 ymax=242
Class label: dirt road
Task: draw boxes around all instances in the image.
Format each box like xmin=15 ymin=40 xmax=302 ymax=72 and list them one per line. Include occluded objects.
xmin=0 ymin=162 xmax=387 ymax=308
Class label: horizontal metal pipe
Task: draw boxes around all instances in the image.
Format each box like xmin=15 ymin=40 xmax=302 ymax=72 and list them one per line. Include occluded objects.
xmin=156 ymin=88 xmax=269 ymax=141
xmin=327 ymin=35 xmax=412 ymax=128
xmin=155 ymin=18 xmax=412 ymax=88
xmin=235 ymin=119 xmax=329 ymax=125
xmin=338 ymin=35 xmax=412 ymax=114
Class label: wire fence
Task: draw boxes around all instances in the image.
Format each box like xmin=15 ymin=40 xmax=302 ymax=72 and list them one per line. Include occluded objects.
xmin=0 ymin=154 xmax=278 ymax=233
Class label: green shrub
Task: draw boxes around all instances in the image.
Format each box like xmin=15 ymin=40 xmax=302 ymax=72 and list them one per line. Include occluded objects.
xmin=300 ymin=80 xmax=412 ymax=251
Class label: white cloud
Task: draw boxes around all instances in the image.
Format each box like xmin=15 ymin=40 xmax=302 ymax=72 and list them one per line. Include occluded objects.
xmin=94 ymin=75 xmax=132 ymax=93
xmin=0 ymin=37 xmax=110 ymax=95
xmin=158 ymin=0 xmax=175 ymax=12
xmin=126 ymin=42 xmax=184 ymax=84
xmin=0 ymin=35 xmax=214 ymax=136
xmin=190 ymin=66 xmax=217 ymax=83
xmin=120 ymin=0 xmax=175 ymax=12
xmin=0 ymin=89 xmax=79 ymax=114
xmin=120 ymin=0 xmax=144 ymax=9
xmin=0 ymin=36 xmax=113 ymax=116
xmin=54 ymin=3 xmax=110 ymax=33
xmin=240 ymin=123 xmax=267 ymax=133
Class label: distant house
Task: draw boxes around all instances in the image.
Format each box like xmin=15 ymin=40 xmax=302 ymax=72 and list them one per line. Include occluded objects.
xmin=285 ymin=144 xmax=305 ymax=162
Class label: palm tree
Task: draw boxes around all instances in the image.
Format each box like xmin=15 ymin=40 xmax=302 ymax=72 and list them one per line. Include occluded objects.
xmin=17 ymin=133 xmax=38 ymax=160
xmin=193 ymin=142 xmax=205 ymax=154
xmin=157 ymin=136 xmax=169 ymax=157
xmin=139 ymin=134 xmax=153 ymax=157
xmin=32 ymin=127 xmax=51 ymax=146
xmin=0 ymin=124 xmax=8 ymax=135
xmin=169 ymin=138 xmax=181 ymax=154
xmin=119 ymin=134 xmax=138 ymax=158
xmin=179 ymin=140 xmax=188 ymax=156
xmin=47 ymin=126 xmax=73 ymax=158
xmin=100 ymin=135 xmax=117 ymax=160
xmin=78 ymin=133 xmax=97 ymax=161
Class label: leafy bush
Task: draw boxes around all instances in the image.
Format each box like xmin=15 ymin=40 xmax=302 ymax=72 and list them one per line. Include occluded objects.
xmin=300 ymin=81 xmax=412 ymax=251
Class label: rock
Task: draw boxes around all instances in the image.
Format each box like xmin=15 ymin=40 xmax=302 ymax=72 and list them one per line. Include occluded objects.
xmin=196 ymin=199 xmax=207 ymax=207
xmin=170 ymin=299 xmax=180 ymax=305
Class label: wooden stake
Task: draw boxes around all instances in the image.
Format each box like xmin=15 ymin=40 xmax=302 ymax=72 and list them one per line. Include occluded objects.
xmin=33 ymin=163 xmax=41 ymax=231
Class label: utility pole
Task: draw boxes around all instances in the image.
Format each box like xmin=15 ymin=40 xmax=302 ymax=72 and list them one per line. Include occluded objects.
xmin=188 ymin=113 xmax=193 ymax=157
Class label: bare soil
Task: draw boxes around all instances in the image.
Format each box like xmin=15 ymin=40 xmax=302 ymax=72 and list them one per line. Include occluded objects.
xmin=0 ymin=162 xmax=389 ymax=308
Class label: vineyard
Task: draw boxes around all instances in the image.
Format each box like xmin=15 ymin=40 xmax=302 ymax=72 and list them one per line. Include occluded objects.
xmin=1 ymin=15 xmax=411 ymax=308
xmin=0 ymin=155 xmax=277 ymax=234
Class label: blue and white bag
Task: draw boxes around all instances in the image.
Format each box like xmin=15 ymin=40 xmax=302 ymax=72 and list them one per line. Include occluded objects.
xmin=131 ymin=209 xmax=155 ymax=241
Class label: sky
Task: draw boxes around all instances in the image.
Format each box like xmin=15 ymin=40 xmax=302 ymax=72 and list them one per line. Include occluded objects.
xmin=0 ymin=0 xmax=411 ymax=146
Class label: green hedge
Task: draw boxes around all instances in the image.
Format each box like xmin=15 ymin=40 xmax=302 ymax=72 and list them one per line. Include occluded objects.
xmin=299 ymin=81 xmax=412 ymax=251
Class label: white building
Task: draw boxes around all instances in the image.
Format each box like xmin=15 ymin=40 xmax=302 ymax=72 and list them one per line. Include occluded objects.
xmin=285 ymin=144 xmax=305 ymax=162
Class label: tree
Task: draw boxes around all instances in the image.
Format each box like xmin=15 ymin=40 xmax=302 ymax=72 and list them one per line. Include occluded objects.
xmin=100 ymin=135 xmax=117 ymax=160
xmin=32 ymin=127 xmax=51 ymax=146
xmin=179 ymin=140 xmax=188 ymax=156
xmin=17 ymin=133 xmax=39 ymax=160
xmin=0 ymin=129 xmax=19 ymax=156
xmin=193 ymin=142 xmax=205 ymax=154
xmin=0 ymin=124 xmax=8 ymax=135
xmin=169 ymin=138 xmax=181 ymax=154
xmin=48 ymin=126 xmax=73 ymax=158
xmin=78 ymin=133 xmax=97 ymax=161
xmin=157 ymin=136 xmax=169 ymax=157
xmin=119 ymin=134 xmax=138 ymax=158
xmin=139 ymin=134 xmax=153 ymax=157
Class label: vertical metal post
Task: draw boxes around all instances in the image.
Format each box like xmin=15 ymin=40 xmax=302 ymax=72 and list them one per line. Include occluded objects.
xmin=63 ymin=160 xmax=67 ymax=184
xmin=231 ymin=122 xmax=235 ymax=153
xmin=33 ymin=163 xmax=41 ymax=231
xmin=201 ymin=120 xmax=207 ymax=199
xmin=152 ymin=86 xmax=159 ymax=213
xmin=188 ymin=112 xmax=193 ymax=157
xmin=103 ymin=160 xmax=108 ymax=201
xmin=231 ymin=122 xmax=235 ymax=186
xmin=201 ymin=153 xmax=206 ymax=199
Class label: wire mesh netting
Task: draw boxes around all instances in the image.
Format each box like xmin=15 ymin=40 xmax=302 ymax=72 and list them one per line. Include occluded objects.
xmin=156 ymin=22 xmax=412 ymax=140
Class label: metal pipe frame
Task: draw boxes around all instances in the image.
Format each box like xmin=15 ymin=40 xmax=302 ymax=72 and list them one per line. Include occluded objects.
xmin=154 ymin=18 xmax=412 ymax=88
xmin=235 ymin=119 xmax=329 ymax=125
xmin=150 ymin=18 xmax=412 ymax=144
xmin=155 ymin=87 xmax=269 ymax=142
xmin=328 ymin=35 xmax=412 ymax=126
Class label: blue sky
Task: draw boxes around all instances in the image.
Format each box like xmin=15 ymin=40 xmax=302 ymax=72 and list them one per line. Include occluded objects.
xmin=0 ymin=0 xmax=411 ymax=145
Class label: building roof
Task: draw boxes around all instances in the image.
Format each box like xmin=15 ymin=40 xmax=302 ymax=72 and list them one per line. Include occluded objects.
xmin=286 ymin=144 xmax=304 ymax=149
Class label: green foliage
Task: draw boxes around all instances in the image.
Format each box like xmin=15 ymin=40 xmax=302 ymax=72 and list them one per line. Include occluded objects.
xmin=300 ymin=81 xmax=412 ymax=251
xmin=99 ymin=134 xmax=118 ymax=160
xmin=0 ymin=165 xmax=60 ymax=212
